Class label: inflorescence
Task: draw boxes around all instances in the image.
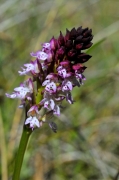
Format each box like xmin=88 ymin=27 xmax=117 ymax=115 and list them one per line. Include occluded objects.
xmin=6 ymin=26 xmax=93 ymax=132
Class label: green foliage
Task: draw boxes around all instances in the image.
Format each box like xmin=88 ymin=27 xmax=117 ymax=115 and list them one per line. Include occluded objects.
xmin=1 ymin=0 xmax=119 ymax=179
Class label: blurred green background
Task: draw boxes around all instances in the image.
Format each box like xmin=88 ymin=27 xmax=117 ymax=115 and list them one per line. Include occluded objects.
xmin=1 ymin=0 xmax=119 ymax=179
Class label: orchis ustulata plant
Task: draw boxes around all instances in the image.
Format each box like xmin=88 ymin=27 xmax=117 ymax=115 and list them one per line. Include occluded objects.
xmin=6 ymin=26 xmax=93 ymax=180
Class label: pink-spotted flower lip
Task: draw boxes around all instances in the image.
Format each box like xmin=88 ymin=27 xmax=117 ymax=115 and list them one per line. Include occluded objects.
xmin=45 ymin=82 xmax=57 ymax=94
xmin=44 ymin=99 xmax=55 ymax=110
xmin=46 ymin=73 xmax=59 ymax=80
xmin=43 ymin=99 xmax=60 ymax=116
xmin=18 ymin=63 xmax=34 ymax=76
xmin=57 ymin=61 xmax=72 ymax=78
xmin=75 ymin=73 xmax=86 ymax=84
xmin=22 ymin=78 xmax=34 ymax=93
xmin=6 ymin=87 xmax=30 ymax=99
xmin=31 ymin=43 xmax=53 ymax=64
xmin=40 ymin=92 xmax=63 ymax=116
xmin=42 ymin=79 xmax=50 ymax=86
xmin=40 ymin=93 xmax=65 ymax=106
xmin=6 ymin=92 xmax=18 ymax=99
xmin=30 ymin=51 xmax=48 ymax=61
xmin=25 ymin=116 xmax=40 ymax=130
xmin=18 ymin=59 xmax=41 ymax=76
xmin=42 ymin=73 xmax=58 ymax=86
xmin=5 ymin=78 xmax=33 ymax=100
xmin=58 ymin=67 xmax=67 ymax=78
xmin=57 ymin=68 xmax=72 ymax=78
xmin=42 ymin=42 xmax=51 ymax=51
xmin=62 ymin=80 xmax=73 ymax=91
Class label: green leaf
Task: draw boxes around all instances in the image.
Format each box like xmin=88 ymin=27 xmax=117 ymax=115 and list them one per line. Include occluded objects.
xmin=86 ymin=38 xmax=106 ymax=54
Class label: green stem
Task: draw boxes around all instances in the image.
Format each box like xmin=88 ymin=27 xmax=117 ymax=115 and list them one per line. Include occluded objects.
xmin=12 ymin=126 xmax=32 ymax=180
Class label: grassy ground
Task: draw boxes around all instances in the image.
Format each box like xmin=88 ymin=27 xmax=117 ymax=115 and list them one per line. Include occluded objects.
xmin=1 ymin=0 xmax=119 ymax=179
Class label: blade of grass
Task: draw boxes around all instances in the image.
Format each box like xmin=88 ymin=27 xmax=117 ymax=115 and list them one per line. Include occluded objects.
xmin=34 ymin=0 xmax=64 ymax=50
xmin=0 ymin=108 xmax=8 ymax=180
xmin=86 ymin=20 xmax=119 ymax=53
xmin=7 ymin=102 xmax=23 ymax=161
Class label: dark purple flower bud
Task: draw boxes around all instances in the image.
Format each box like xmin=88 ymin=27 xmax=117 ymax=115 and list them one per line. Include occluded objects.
xmin=49 ymin=122 xmax=57 ymax=133
xmin=65 ymin=29 xmax=70 ymax=41
xmin=66 ymin=91 xmax=74 ymax=104
xmin=76 ymin=53 xmax=92 ymax=63
xmin=56 ymin=46 xmax=65 ymax=59
xmin=47 ymin=51 xmax=54 ymax=62
xmin=70 ymin=27 xmax=93 ymax=51
xmin=77 ymin=26 xmax=83 ymax=35
xmin=65 ymin=40 xmax=73 ymax=49
xmin=69 ymin=27 xmax=77 ymax=40
xmin=58 ymin=31 xmax=65 ymax=46
xmin=50 ymin=37 xmax=58 ymax=51
xmin=82 ymin=42 xmax=93 ymax=50
xmin=81 ymin=36 xmax=92 ymax=43
xmin=83 ymin=28 xmax=92 ymax=37
xmin=60 ymin=60 xmax=70 ymax=66
xmin=67 ymin=49 xmax=77 ymax=59
xmin=75 ymin=35 xmax=83 ymax=41
xmin=75 ymin=43 xmax=83 ymax=50
xmin=72 ymin=64 xmax=87 ymax=73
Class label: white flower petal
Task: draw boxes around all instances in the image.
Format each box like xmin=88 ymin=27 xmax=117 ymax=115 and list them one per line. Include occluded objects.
xmin=50 ymin=99 xmax=55 ymax=110
xmin=14 ymin=87 xmax=30 ymax=92
xmin=5 ymin=93 xmax=16 ymax=99
xmin=66 ymin=81 xmax=73 ymax=91
xmin=18 ymin=64 xmax=34 ymax=76
xmin=18 ymin=71 xmax=27 ymax=75
xmin=33 ymin=61 xmax=40 ymax=73
xmin=32 ymin=117 xmax=40 ymax=127
xmin=39 ymin=52 xmax=48 ymax=60
xmin=44 ymin=101 xmax=49 ymax=109
xmin=57 ymin=65 xmax=62 ymax=71
xmin=25 ymin=116 xmax=40 ymax=130
xmin=42 ymin=80 xmax=50 ymax=86
xmin=19 ymin=104 xmax=24 ymax=108
xmin=24 ymin=63 xmax=34 ymax=69
xmin=53 ymin=105 xmax=60 ymax=116
xmin=25 ymin=116 xmax=32 ymax=124
xmin=42 ymin=43 xmax=50 ymax=49
xmin=30 ymin=52 xmax=37 ymax=57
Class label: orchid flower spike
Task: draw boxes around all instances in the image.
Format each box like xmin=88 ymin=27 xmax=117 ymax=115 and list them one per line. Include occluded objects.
xmin=6 ymin=26 xmax=93 ymax=132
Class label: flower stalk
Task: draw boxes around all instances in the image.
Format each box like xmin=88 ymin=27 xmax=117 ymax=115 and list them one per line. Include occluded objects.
xmin=12 ymin=126 xmax=32 ymax=180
